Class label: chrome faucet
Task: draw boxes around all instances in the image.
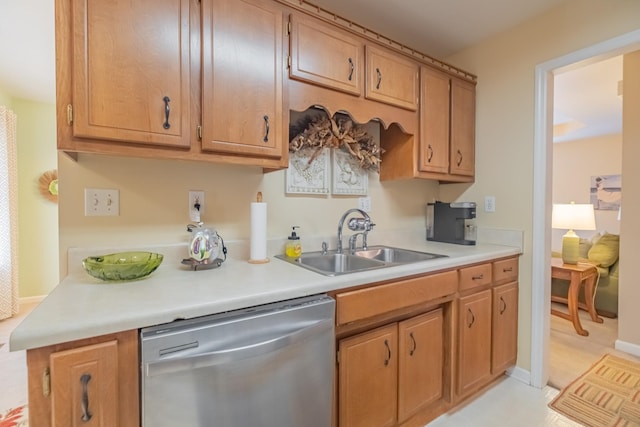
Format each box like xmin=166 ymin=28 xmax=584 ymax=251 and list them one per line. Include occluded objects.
xmin=337 ymin=208 xmax=375 ymax=254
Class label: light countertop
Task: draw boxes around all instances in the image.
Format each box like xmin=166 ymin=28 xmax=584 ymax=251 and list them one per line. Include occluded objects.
xmin=10 ymin=229 xmax=521 ymax=351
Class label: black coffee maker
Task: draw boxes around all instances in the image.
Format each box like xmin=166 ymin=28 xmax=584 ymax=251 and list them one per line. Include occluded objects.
xmin=426 ymin=201 xmax=477 ymax=245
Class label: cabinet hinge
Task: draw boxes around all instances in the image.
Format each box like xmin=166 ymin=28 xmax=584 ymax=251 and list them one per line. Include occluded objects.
xmin=66 ymin=104 xmax=73 ymax=126
xmin=287 ymin=21 xmax=291 ymax=35
xmin=42 ymin=367 xmax=51 ymax=397
xmin=197 ymin=125 xmax=202 ymax=140
xmin=287 ymin=55 xmax=292 ymax=69
xmin=336 ymin=350 xmax=340 ymax=365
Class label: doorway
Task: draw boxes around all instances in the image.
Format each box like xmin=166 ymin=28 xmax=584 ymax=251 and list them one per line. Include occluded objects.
xmin=531 ymin=29 xmax=640 ymax=388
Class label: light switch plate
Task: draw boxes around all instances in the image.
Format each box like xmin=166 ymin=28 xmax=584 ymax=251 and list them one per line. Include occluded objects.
xmin=85 ymin=188 xmax=119 ymax=216
xmin=358 ymin=196 xmax=372 ymax=212
xmin=484 ymin=196 xmax=496 ymax=213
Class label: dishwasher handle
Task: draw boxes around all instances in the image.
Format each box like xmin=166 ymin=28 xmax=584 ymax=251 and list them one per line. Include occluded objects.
xmin=146 ymin=318 xmax=333 ymax=377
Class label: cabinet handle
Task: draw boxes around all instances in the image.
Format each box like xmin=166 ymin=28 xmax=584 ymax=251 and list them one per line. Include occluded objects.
xmin=263 ymin=115 xmax=270 ymax=143
xmin=80 ymin=373 xmax=93 ymax=422
xmin=383 ymin=339 xmax=391 ymax=366
xmin=467 ymin=308 xmax=475 ymax=328
xmin=427 ymin=144 xmax=434 ymax=162
xmin=500 ymin=296 xmax=507 ymax=315
xmin=163 ymin=96 xmax=171 ymax=130
xmin=503 ymin=267 xmax=513 ymax=272
xmin=409 ymin=332 xmax=417 ymax=356
xmin=456 ymin=149 xmax=463 ymax=166
xmin=375 ymin=67 xmax=382 ymax=89
xmin=348 ymin=57 xmax=354 ymax=81
xmin=472 ymin=274 xmax=484 ymax=281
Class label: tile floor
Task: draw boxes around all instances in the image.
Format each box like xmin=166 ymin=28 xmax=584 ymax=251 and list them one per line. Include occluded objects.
xmin=1 ymin=302 xmax=581 ymax=426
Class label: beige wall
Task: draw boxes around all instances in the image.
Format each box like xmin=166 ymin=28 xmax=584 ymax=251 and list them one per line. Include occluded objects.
xmin=13 ymin=99 xmax=59 ymax=297
xmin=444 ymin=0 xmax=640 ymax=371
xmin=552 ymin=135 xmax=622 ymax=251
xmin=58 ymin=149 xmax=439 ymax=277
xmin=619 ymin=50 xmax=640 ymax=347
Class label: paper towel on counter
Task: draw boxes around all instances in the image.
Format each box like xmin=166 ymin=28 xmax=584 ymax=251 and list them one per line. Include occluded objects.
xmin=250 ymin=202 xmax=268 ymax=262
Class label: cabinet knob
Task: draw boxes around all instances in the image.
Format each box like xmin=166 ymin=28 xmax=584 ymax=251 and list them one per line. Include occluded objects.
xmin=163 ymin=96 xmax=171 ymax=130
xmin=467 ymin=308 xmax=475 ymax=328
xmin=263 ymin=115 xmax=270 ymax=143
xmin=80 ymin=373 xmax=93 ymax=422
xmin=383 ymin=339 xmax=391 ymax=366
xmin=409 ymin=332 xmax=417 ymax=356
xmin=500 ymin=296 xmax=507 ymax=315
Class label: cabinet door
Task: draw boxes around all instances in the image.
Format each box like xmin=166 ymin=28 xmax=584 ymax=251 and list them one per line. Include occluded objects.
xmin=50 ymin=341 xmax=119 ymax=427
xmin=449 ymin=78 xmax=476 ymax=176
xmin=419 ymin=67 xmax=450 ymax=174
xmin=492 ymin=282 xmax=519 ymax=374
xmin=201 ymin=0 xmax=285 ymax=160
xmin=70 ymin=0 xmax=191 ymax=148
xmin=457 ymin=290 xmax=492 ymax=396
xmin=398 ymin=309 xmax=444 ymax=423
xmin=289 ymin=14 xmax=362 ymax=95
xmin=339 ymin=323 xmax=397 ymax=427
xmin=365 ymin=45 xmax=419 ymax=111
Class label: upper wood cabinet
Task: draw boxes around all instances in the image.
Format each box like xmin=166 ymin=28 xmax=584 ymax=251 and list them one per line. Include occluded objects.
xmin=288 ymin=13 xmax=363 ymax=96
xmin=201 ymin=0 xmax=285 ymax=161
xmin=365 ymin=45 xmax=419 ymax=111
xmin=419 ymin=66 xmax=451 ymax=174
xmin=56 ymin=0 xmax=288 ymax=168
xmin=450 ymin=78 xmax=476 ymax=177
xmin=64 ymin=0 xmax=191 ymax=148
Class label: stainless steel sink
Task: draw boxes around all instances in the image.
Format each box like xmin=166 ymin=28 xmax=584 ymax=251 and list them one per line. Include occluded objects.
xmin=275 ymin=252 xmax=387 ymax=276
xmin=275 ymin=246 xmax=447 ymax=276
xmin=353 ymin=246 xmax=447 ymax=263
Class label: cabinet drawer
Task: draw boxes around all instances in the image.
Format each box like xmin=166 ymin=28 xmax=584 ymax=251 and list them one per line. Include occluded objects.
xmin=336 ymin=270 xmax=457 ymax=325
xmin=459 ymin=263 xmax=492 ymax=292
xmin=493 ymin=258 xmax=519 ymax=284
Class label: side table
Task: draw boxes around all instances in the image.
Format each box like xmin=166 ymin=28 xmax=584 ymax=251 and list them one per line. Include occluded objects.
xmin=550 ymin=258 xmax=603 ymax=336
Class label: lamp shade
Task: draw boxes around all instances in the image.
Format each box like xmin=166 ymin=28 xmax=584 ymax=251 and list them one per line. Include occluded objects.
xmin=551 ymin=203 xmax=596 ymax=231
xmin=552 ymin=202 xmax=596 ymax=264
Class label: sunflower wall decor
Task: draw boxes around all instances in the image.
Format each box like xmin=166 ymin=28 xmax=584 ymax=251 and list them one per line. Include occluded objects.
xmin=38 ymin=169 xmax=58 ymax=203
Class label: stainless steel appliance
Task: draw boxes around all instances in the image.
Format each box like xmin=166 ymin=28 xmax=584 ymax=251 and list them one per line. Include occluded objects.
xmin=141 ymin=295 xmax=335 ymax=427
xmin=426 ymin=201 xmax=477 ymax=245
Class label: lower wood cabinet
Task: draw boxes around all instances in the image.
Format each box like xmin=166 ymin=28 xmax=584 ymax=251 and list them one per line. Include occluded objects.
xmin=338 ymin=308 xmax=444 ymax=427
xmin=26 ymin=330 xmax=139 ymax=427
xmin=492 ymin=282 xmax=519 ymax=374
xmin=456 ymin=289 xmax=492 ymax=397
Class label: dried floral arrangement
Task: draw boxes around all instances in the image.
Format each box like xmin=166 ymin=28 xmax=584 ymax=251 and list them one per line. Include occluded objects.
xmin=289 ymin=115 xmax=384 ymax=172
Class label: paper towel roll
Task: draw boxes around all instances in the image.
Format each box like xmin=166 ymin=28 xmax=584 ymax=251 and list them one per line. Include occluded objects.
xmin=249 ymin=201 xmax=269 ymax=263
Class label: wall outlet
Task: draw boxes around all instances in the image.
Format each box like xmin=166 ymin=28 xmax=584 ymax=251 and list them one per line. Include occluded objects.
xmin=358 ymin=196 xmax=372 ymax=212
xmin=189 ymin=190 xmax=205 ymax=222
xmin=84 ymin=188 xmax=119 ymax=216
xmin=484 ymin=196 xmax=496 ymax=213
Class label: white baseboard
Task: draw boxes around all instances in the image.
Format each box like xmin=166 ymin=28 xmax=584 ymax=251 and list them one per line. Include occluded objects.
xmin=506 ymin=366 xmax=531 ymax=386
xmin=615 ymin=339 xmax=640 ymax=357
xmin=19 ymin=295 xmax=46 ymax=305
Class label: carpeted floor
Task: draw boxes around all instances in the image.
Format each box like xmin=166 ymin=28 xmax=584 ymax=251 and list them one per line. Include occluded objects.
xmin=549 ymin=354 xmax=640 ymax=427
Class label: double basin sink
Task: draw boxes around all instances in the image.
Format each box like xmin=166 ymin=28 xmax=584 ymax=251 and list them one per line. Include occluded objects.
xmin=275 ymin=245 xmax=447 ymax=276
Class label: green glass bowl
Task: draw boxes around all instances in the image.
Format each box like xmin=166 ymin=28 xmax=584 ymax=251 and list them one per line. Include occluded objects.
xmin=82 ymin=251 xmax=164 ymax=281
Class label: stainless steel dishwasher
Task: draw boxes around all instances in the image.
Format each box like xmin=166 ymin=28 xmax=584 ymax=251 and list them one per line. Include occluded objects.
xmin=140 ymin=294 xmax=335 ymax=427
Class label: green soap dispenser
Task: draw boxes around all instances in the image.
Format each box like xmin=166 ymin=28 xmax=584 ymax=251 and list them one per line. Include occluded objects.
xmin=285 ymin=226 xmax=302 ymax=258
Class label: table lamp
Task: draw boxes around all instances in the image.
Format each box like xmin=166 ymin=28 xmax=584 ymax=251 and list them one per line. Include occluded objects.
xmin=552 ymin=202 xmax=596 ymax=264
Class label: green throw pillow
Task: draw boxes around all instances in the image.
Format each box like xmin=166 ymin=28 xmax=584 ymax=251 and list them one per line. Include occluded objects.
xmin=587 ymin=233 xmax=619 ymax=268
